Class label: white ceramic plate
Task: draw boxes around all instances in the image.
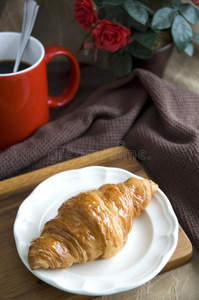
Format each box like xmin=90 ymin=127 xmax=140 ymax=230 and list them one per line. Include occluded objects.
xmin=14 ymin=166 xmax=178 ymax=296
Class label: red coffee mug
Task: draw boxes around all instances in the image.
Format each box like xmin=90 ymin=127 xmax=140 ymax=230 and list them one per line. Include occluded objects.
xmin=0 ymin=32 xmax=80 ymax=150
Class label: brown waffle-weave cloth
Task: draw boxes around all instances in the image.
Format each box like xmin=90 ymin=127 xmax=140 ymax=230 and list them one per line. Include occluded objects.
xmin=0 ymin=63 xmax=199 ymax=249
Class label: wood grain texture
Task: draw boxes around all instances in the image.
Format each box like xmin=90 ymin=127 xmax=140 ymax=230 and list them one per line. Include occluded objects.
xmin=0 ymin=147 xmax=192 ymax=300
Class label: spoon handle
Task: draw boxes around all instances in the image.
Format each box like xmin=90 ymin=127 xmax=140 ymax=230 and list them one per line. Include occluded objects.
xmin=13 ymin=0 xmax=39 ymax=73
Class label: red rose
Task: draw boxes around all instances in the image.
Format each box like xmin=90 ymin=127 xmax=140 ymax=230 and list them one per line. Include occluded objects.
xmin=74 ymin=0 xmax=98 ymax=32
xmin=91 ymin=20 xmax=131 ymax=52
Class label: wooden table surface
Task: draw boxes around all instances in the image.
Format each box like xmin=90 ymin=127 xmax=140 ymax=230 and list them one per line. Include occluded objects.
xmin=0 ymin=147 xmax=193 ymax=300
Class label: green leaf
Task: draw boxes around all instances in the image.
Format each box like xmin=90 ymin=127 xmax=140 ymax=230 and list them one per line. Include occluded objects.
xmin=98 ymin=9 xmax=106 ymax=20
xmin=92 ymin=0 xmax=100 ymax=5
xmin=134 ymin=30 xmax=159 ymax=49
xmin=172 ymin=0 xmax=181 ymax=7
xmin=103 ymin=0 xmax=124 ymax=5
xmin=110 ymin=52 xmax=132 ymax=78
xmin=172 ymin=15 xmax=193 ymax=53
xmin=127 ymin=15 xmax=149 ymax=32
xmin=152 ymin=7 xmax=176 ymax=30
xmin=124 ymin=0 xmax=148 ymax=25
xmin=128 ymin=40 xmax=153 ymax=58
xmin=139 ymin=0 xmax=150 ymax=4
xmin=184 ymin=42 xmax=194 ymax=56
xmin=116 ymin=12 xmax=130 ymax=27
xmin=179 ymin=4 xmax=198 ymax=24
xmin=192 ymin=32 xmax=199 ymax=44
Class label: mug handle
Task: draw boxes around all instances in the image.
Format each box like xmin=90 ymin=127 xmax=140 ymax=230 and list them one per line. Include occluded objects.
xmin=45 ymin=46 xmax=80 ymax=108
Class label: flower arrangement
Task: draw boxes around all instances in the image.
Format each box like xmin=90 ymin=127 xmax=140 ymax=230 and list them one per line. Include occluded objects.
xmin=74 ymin=0 xmax=199 ymax=78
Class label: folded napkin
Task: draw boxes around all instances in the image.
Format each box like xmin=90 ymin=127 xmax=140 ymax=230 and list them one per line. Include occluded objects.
xmin=1 ymin=62 xmax=199 ymax=250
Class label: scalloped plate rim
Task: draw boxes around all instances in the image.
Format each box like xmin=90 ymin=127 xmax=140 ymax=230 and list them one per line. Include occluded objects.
xmin=13 ymin=166 xmax=179 ymax=296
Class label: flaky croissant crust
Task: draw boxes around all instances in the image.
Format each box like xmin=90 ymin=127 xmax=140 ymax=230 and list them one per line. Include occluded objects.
xmin=28 ymin=177 xmax=158 ymax=270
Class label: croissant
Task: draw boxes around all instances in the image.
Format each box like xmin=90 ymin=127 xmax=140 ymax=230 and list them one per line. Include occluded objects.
xmin=28 ymin=177 xmax=158 ymax=270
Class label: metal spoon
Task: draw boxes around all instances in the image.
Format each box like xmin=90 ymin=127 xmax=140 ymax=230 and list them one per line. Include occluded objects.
xmin=13 ymin=0 xmax=39 ymax=73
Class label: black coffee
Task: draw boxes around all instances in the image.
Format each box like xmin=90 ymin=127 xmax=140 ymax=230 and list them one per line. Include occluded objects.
xmin=0 ymin=59 xmax=31 ymax=74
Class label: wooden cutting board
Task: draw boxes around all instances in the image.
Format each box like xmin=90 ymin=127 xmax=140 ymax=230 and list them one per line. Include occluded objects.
xmin=0 ymin=147 xmax=193 ymax=300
